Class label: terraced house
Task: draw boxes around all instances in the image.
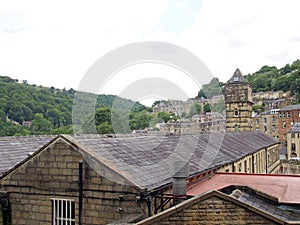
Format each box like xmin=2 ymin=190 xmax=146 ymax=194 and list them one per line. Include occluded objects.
xmin=0 ymin=131 xmax=280 ymax=224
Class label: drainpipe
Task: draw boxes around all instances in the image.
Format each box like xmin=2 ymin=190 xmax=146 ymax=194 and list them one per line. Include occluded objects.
xmin=252 ymin=154 xmax=255 ymax=173
xmin=79 ymin=161 xmax=83 ymax=225
xmin=171 ymin=161 xmax=189 ymax=205
xmin=265 ymin=148 xmax=268 ymax=174
xmin=146 ymin=196 xmax=153 ymax=217
xmin=0 ymin=191 xmax=9 ymax=225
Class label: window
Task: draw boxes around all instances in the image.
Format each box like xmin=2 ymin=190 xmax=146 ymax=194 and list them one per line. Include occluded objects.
xmin=234 ymin=109 xmax=239 ymax=117
xmin=292 ymin=134 xmax=295 ymax=138
xmin=272 ymin=125 xmax=276 ymax=131
xmin=264 ymin=118 xmax=267 ymax=123
xmin=234 ymin=76 xmax=239 ymax=82
xmin=52 ymin=198 xmax=75 ymax=225
xmin=287 ymin=112 xmax=290 ymax=118
xmin=292 ymin=143 xmax=296 ymax=152
xmin=238 ymin=163 xmax=242 ymax=172
xmin=299 ymin=111 xmax=300 ymax=118
xmin=283 ymin=122 xmax=286 ymax=128
xmin=244 ymin=160 xmax=247 ymax=173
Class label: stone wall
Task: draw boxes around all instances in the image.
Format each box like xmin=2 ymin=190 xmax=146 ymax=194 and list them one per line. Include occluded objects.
xmin=0 ymin=204 xmax=2 ymax=225
xmin=218 ymin=144 xmax=280 ymax=174
xmin=137 ymin=195 xmax=280 ymax=225
xmin=0 ymin=138 xmax=144 ymax=225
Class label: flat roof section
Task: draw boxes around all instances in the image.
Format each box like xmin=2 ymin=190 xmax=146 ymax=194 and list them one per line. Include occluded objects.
xmin=187 ymin=172 xmax=300 ymax=204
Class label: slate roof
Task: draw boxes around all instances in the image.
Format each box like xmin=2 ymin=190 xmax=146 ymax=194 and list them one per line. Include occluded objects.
xmin=288 ymin=122 xmax=300 ymax=133
xmin=280 ymin=104 xmax=300 ymax=111
xmin=223 ymin=186 xmax=300 ymax=223
xmin=227 ymin=68 xmax=247 ymax=83
xmin=66 ymin=131 xmax=278 ymax=190
xmin=135 ymin=190 xmax=292 ymax=225
xmin=0 ymin=132 xmax=279 ymax=191
xmin=0 ymin=135 xmax=55 ymax=175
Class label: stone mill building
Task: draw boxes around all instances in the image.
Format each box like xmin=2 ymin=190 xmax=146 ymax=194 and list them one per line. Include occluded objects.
xmin=225 ymin=68 xmax=253 ymax=132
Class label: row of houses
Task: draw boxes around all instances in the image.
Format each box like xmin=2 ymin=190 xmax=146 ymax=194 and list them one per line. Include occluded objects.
xmin=152 ymin=99 xmax=208 ymax=116
xmin=158 ymin=112 xmax=225 ymax=134
xmin=0 ymin=131 xmax=283 ymax=224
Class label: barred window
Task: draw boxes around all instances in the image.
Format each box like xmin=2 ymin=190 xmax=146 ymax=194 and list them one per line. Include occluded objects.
xmin=52 ymin=198 xmax=75 ymax=225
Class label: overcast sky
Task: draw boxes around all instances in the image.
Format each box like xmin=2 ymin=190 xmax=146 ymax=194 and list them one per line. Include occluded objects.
xmin=1 ymin=0 xmax=300 ymax=105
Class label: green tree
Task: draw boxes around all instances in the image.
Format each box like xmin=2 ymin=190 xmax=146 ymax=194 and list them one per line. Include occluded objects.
xmin=204 ymin=103 xmax=211 ymax=113
xmin=197 ymin=89 xmax=206 ymax=99
xmin=97 ymin=122 xmax=113 ymax=134
xmin=157 ymin=112 xmax=174 ymax=123
xmin=129 ymin=111 xmax=153 ymax=130
xmin=189 ymin=103 xmax=202 ymax=117
xmin=31 ymin=113 xmax=53 ymax=134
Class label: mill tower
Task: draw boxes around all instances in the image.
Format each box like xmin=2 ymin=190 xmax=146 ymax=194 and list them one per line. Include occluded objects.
xmin=225 ymin=69 xmax=253 ymax=132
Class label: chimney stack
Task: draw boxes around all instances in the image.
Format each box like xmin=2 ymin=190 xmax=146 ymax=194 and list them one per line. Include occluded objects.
xmin=171 ymin=160 xmax=189 ymax=205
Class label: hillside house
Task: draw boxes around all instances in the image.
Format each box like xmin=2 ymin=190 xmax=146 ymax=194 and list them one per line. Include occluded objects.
xmin=278 ymin=105 xmax=300 ymax=143
xmin=287 ymin=122 xmax=300 ymax=159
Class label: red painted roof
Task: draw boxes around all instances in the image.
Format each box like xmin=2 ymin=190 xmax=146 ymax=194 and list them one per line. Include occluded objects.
xmin=187 ymin=173 xmax=300 ymax=204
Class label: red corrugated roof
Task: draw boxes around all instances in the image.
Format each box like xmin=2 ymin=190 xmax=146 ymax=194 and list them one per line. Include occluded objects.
xmin=187 ymin=173 xmax=300 ymax=204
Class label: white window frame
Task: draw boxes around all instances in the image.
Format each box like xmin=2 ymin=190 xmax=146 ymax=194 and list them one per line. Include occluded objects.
xmin=52 ymin=198 xmax=75 ymax=225
xmin=234 ymin=109 xmax=239 ymax=117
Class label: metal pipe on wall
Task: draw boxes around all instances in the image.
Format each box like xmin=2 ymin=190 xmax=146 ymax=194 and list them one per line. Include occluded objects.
xmin=79 ymin=161 xmax=83 ymax=225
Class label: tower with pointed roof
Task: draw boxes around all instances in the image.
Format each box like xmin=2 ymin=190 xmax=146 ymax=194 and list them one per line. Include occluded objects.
xmin=224 ymin=69 xmax=253 ymax=132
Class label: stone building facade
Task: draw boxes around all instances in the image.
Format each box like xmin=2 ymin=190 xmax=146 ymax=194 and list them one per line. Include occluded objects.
xmin=252 ymin=109 xmax=279 ymax=139
xmin=217 ymin=143 xmax=280 ymax=174
xmin=287 ymin=122 xmax=300 ymax=159
xmin=278 ymin=105 xmax=300 ymax=143
xmin=225 ymin=69 xmax=253 ymax=132
xmin=136 ymin=191 xmax=288 ymax=225
xmin=0 ymin=137 xmax=144 ymax=225
xmin=159 ymin=119 xmax=226 ymax=134
xmin=0 ymin=132 xmax=280 ymax=224
xmin=152 ymin=99 xmax=207 ymax=116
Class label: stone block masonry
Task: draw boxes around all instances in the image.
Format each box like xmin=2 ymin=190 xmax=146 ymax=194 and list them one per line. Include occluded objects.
xmin=0 ymin=138 xmax=145 ymax=225
xmin=137 ymin=195 xmax=280 ymax=225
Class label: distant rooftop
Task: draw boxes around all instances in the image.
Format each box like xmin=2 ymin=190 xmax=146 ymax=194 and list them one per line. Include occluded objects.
xmin=227 ymin=68 xmax=247 ymax=83
xmin=288 ymin=122 xmax=300 ymax=133
xmin=280 ymin=104 xmax=300 ymax=111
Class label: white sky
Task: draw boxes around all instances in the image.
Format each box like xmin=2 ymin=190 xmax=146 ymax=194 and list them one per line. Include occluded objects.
xmin=1 ymin=0 xmax=300 ymax=106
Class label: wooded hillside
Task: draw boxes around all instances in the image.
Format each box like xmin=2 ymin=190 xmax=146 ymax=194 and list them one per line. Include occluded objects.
xmin=0 ymin=76 xmax=146 ymax=136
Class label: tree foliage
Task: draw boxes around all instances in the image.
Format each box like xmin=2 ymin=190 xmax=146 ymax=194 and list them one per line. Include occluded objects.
xmin=0 ymin=75 xmax=145 ymax=136
xmin=245 ymin=59 xmax=300 ymax=94
xmin=197 ymin=78 xmax=223 ymax=99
